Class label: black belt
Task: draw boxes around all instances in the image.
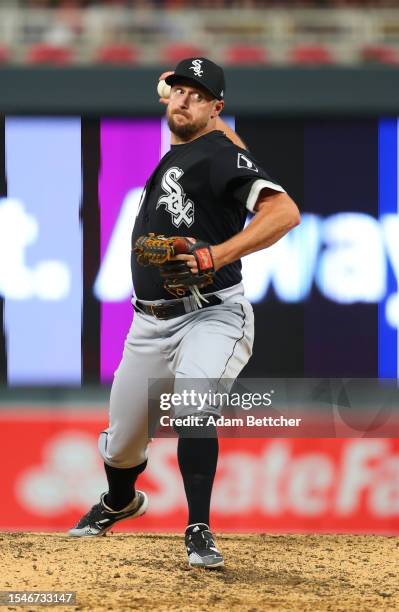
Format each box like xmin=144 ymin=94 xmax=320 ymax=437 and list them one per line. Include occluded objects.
xmin=134 ymin=295 xmax=222 ymax=320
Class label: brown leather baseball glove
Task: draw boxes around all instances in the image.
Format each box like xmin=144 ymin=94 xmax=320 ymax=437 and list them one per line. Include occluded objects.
xmin=134 ymin=233 xmax=215 ymax=304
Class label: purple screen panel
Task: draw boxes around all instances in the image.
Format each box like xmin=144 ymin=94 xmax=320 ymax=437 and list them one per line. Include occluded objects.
xmin=99 ymin=119 xmax=161 ymax=382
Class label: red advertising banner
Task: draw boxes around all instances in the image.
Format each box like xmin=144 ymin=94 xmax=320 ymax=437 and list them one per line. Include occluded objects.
xmin=1 ymin=409 xmax=399 ymax=533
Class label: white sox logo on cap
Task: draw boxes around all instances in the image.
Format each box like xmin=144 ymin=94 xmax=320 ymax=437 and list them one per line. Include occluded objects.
xmin=165 ymin=57 xmax=225 ymax=100
xmin=189 ymin=59 xmax=204 ymax=78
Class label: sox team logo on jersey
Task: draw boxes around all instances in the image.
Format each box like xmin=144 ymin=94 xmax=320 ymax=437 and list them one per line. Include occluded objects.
xmin=157 ymin=167 xmax=194 ymax=227
xmin=189 ymin=59 xmax=204 ymax=78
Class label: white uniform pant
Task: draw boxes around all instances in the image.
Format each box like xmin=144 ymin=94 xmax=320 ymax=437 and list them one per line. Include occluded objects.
xmin=98 ymin=283 xmax=254 ymax=468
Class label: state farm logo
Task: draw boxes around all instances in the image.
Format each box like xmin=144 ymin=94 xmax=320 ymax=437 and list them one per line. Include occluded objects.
xmin=14 ymin=435 xmax=399 ymax=520
xmin=16 ymin=432 xmax=106 ymax=516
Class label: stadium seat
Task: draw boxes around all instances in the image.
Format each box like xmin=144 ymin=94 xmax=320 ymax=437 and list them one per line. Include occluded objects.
xmin=0 ymin=45 xmax=10 ymax=64
xmin=26 ymin=44 xmax=74 ymax=65
xmin=163 ymin=44 xmax=205 ymax=64
xmin=360 ymin=45 xmax=399 ymax=65
xmin=224 ymin=45 xmax=268 ymax=65
xmin=95 ymin=44 xmax=139 ymax=65
xmin=289 ymin=44 xmax=334 ymax=65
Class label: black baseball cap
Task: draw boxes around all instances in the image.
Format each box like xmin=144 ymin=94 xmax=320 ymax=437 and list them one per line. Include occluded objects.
xmin=165 ymin=57 xmax=225 ymax=101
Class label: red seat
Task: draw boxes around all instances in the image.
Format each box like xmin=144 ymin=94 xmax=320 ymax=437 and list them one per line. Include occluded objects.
xmin=289 ymin=45 xmax=334 ymax=65
xmin=224 ymin=45 xmax=268 ymax=65
xmin=163 ymin=44 xmax=205 ymax=64
xmin=360 ymin=45 xmax=399 ymax=65
xmin=26 ymin=44 xmax=73 ymax=65
xmin=0 ymin=44 xmax=10 ymax=64
xmin=95 ymin=44 xmax=139 ymax=65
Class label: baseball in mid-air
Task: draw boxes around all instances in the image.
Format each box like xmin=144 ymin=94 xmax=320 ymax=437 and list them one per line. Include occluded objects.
xmin=157 ymin=79 xmax=171 ymax=99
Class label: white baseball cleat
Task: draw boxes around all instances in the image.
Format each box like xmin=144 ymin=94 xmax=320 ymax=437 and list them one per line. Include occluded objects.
xmin=68 ymin=490 xmax=148 ymax=537
xmin=185 ymin=523 xmax=224 ymax=568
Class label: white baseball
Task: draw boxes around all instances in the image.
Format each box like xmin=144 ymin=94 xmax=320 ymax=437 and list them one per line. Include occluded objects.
xmin=157 ymin=79 xmax=171 ymax=99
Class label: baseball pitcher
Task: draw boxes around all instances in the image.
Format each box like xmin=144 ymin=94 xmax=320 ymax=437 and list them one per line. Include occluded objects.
xmin=69 ymin=57 xmax=300 ymax=568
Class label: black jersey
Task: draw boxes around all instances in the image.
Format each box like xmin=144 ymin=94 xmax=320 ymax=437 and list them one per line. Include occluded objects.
xmin=131 ymin=130 xmax=284 ymax=301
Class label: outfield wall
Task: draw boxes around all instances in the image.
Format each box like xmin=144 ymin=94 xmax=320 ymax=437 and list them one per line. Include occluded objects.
xmin=1 ymin=406 xmax=399 ymax=533
xmin=0 ymin=67 xmax=399 ymax=116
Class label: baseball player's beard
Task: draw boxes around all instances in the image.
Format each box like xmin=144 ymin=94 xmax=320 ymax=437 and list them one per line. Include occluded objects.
xmin=167 ymin=111 xmax=209 ymax=142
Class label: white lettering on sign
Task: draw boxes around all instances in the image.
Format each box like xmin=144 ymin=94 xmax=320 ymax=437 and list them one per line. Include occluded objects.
xmin=94 ymin=187 xmax=142 ymax=301
xmin=0 ymin=198 xmax=70 ymax=300
xmin=336 ymin=440 xmax=388 ymax=514
xmin=316 ymin=213 xmax=385 ymax=303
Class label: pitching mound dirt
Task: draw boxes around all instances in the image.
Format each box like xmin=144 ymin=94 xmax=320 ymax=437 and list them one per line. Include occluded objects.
xmin=1 ymin=532 xmax=399 ymax=611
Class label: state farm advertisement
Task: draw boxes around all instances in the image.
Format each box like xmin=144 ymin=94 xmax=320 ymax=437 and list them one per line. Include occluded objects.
xmin=1 ymin=409 xmax=399 ymax=533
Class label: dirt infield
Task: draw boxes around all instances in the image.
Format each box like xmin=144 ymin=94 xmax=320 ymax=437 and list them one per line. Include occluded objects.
xmin=1 ymin=532 xmax=399 ymax=611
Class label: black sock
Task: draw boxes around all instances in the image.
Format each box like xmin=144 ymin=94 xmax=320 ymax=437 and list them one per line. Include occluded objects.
xmin=176 ymin=424 xmax=218 ymax=528
xmin=103 ymin=460 xmax=147 ymax=511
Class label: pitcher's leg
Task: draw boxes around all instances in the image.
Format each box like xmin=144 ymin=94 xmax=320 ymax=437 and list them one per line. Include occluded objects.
xmin=172 ymin=298 xmax=254 ymax=565
xmin=176 ymin=423 xmax=218 ymax=526
xmin=103 ymin=460 xmax=148 ymax=511
xmin=69 ymin=314 xmax=171 ymax=536
xmin=99 ymin=314 xmax=173 ymax=470
xmin=172 ymin=296 xmax=254 ymax=394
